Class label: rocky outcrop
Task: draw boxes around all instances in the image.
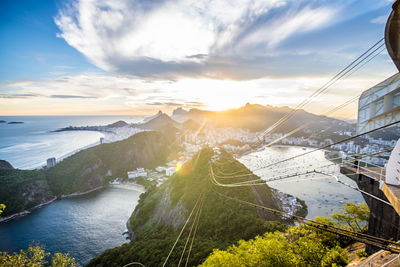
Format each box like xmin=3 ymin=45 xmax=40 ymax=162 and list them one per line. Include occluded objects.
xmin=144 ymin=188 xmax=186 ymax=230
xmin=0 ymin=160 xmax=13 ymax=169
xmin=21 ymin=179 xmax=55 ymax=207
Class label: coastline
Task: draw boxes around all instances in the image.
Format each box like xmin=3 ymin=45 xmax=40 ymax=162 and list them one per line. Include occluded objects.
xmin=114 ymin=183 xmax=147 ymax=241
xmin=0 ymin=186 xmax=105 ymax=224
xmin=110 ymin=183 xmax=146 ymax=193
xmin=0 ymin=196 xmax=57 ymax=223
xmin=269 ymin=144 xmax=331 ymax=152
xmin=60 ymin=186 xmax=104 ymax=199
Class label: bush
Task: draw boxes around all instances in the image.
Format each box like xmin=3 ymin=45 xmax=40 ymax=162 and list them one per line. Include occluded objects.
xmin=0 ymin=245 xmax=78 ymax=267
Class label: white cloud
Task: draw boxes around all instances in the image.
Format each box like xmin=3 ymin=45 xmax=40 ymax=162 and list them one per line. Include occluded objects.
xmin=371 ymin=15 xmax=388 ymax=24
xmin=54 ymin=0 xmax=342 ymax=79
xmin=236 ymin=6 xmax=338 ymax=51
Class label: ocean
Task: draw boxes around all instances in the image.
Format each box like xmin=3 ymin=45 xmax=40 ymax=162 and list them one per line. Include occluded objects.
xmin=0 ymin=116 xmax=145 ymax=169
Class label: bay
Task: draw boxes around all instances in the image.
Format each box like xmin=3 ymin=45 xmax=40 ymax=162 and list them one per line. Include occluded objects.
xmin=0 ymin=186 xmax=141 ymax=265
xmin=239 ymin=146 xmax=365 ymax=219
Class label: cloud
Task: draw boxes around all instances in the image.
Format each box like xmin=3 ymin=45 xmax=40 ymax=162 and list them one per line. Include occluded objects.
xmin=54 ymin=0 xmax=350 ymax=80
xmin=49 ymin=94 xmax=96 ymax=99
xmin=0 ymin=93 xmax=40 ymax=99
xmin=371 ymin=15 xmax=387 ymax=24
xmin=1 ymin=69 xmax=396 ymax=117
xmin=146 ymin=102 xmax=182 ymax=106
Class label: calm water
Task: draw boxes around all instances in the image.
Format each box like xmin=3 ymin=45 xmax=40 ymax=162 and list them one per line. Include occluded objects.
xmin=0 ymin=116 xmax=145 ymax=169
xmin=0 ymin=187 xmax=141 ymax=265
xmin=240 ymin=146 xmax=365 ymax=219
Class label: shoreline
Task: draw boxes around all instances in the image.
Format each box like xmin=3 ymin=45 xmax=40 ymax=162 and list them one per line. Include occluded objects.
xmin=0 ymin=196 xmax=57 ymax=223
xmin=110 ymin=183 xmax=146 ymax=193
xmin=60 ymin=186 xmax=104 ymax=199
xmin=0 ymin=186 xmax=105 ymax=224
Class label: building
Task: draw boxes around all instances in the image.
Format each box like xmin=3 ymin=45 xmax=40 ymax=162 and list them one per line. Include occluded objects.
xmin=100 ymin=137 xmax=105 ymax=144
xmin=357 ymin=72 xmax=400 ymax=134
xmin=127 ymin=168 xmax=147 ymax=179
xmin=46 ymin=157 xmax=56 ymax=168
xmin=155 ymin=166 xmax=166 ymax=173
xmin=166 ymin=167 xmax=176 ymax=176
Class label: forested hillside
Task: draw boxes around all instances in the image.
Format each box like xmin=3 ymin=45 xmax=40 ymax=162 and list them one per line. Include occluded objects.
xmin=0 ymin=131 xmax=170 ymax=217
xmin=87 ymin=149 xmax=287 ymax=266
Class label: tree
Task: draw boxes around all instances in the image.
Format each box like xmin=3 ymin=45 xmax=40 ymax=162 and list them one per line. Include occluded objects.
xmin=200 ymin=203 xmax=367 ymax=267
xmin=200 ymin=228 xmax=348 ymax=267
xmin=330 ymin=203 xmax=369 ymax=231
xmin=0 ymin=204 xmax=5 ymax=215
xmin=0 ymin=245 xmax=79 ymax=267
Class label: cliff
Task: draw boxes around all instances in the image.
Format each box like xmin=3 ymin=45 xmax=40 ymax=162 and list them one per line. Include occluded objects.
xmin=0 ymin=131 xmax=171 ymax=218
xmin=0 ymin=168 xmax=55 ymax=220
xmin=87 ymin=149 xmax=293 ymax=267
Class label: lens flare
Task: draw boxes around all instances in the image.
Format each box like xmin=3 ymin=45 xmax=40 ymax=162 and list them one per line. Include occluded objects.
xmin=176 ymin=163 xmax=182 ymax=172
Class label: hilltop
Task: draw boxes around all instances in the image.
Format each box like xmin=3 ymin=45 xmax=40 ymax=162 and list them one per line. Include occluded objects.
xmin=171 ymin=103 xmax=353 ymax=133
xmin=87 ymin=148 xmax=302 ymax=266
xmin=54 ymin=104 xmax=354 ymax=141
xmin=0 ymin=160 xmax=13 ymax=169
xmin=137 ymin=112 xmax=180 ymax=130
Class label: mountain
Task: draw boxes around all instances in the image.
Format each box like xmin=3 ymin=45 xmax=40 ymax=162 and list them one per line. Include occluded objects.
xmin=107 ymin=120 xmax=129 ymax=128
xmin=87 ymin=148 xmax=304 ymax=267
xmin=138 ymin=113 xmax=181 ymax=130
xmin=182 ymin=119 xmax=201 ymax=131
xmin=171 ymin=107 xmax=189 ymax=122
xmin=143 ymin=110 xmax=163 ymax=123
xmin=0 ymin=131 xmax=171 ymax=218
xmin=171 ymin=103 xmax=353 ymax=134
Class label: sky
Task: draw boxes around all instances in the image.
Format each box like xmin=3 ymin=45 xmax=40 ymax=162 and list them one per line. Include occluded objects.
xmin=0 ymin=0 xmax=398 ymax=118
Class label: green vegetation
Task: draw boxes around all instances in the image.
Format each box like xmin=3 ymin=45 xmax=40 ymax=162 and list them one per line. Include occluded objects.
xmin=0 ymin=204 xmax=5 ymax=215
xmin=201 ymin=228 xmax=348 ymax=267
xmin=329 ymin=202 xmax=369 ymax=231
xmin=201 ymin=202 xmax=369 ymax=267
xmin=0 ymin=168 xmax=53 ymax=217
xmin=0 ymin=245 xmax=78 ymax=267
xmin=46 ymin=131 xmax=169 ymax=195
xmin=0 ymin=131 xmax=171 ymax=217
xmin=87 ymin=149 xmax=291 ymax=267
xmin=88 ymin=146 xmax=368 ymax=266
xmin=355 ymin=249 xmax=368 ymax=259
xmin=131 ymin=176 xmax=156 ymax=190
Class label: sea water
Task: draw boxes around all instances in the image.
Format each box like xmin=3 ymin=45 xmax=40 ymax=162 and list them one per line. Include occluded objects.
xmin=240 ymin=146 xmax=365 ymax=219
xmin=0 ymin=187 xmax=141 ymax=265
xmin=0 ymin=116 xmax=145 ymax=169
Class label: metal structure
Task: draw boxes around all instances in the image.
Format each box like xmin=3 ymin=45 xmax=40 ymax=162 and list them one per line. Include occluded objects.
xmin=357 ymin=0 xmax=400 ymax=134
xmin=357 ymin=73 xmax=400 ymax=134
xmin=386 ymin=0 xmax=400 ymax=71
